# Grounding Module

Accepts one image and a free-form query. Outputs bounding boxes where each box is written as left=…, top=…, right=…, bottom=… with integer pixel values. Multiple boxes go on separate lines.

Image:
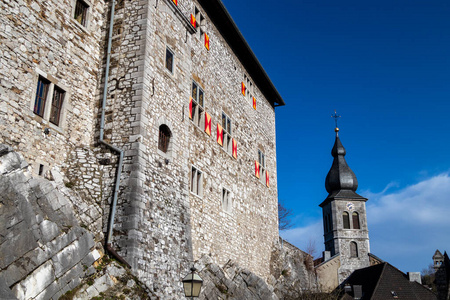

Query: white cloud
left=367, top=173, right=450, bottom=272
left=280, top=220, right=323, bottom=257
left=281, top=173, right=450, bottom=272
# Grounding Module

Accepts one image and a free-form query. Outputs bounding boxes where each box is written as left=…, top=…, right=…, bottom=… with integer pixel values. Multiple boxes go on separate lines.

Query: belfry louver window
left=343, top=212, right=350, bottom=229
left=352, top=212, right=360, bottom=229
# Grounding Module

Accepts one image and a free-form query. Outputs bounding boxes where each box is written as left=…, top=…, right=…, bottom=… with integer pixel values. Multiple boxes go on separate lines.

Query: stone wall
left=270, top=240, right=318, bottom=298
left=2, top=0, right=282, bottom=297
left=0, top=0, right=105, bottom=173
left=99, top=0, right=281, bottom=295
left=322, top=198, right=370, bottom=284
left=188, top=0, right=279, bottom=279
left=96, top=0, right=195, bottom=297
left=332, top=199, right=370, bottom=283
left=0, top=0, right=111, bottom=254
left=315, top=255, right=340, bottom=293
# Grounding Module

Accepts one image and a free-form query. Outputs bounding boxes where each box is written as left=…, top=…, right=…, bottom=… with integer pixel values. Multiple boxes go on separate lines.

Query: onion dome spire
left=325, top=127, right=359, bottom=193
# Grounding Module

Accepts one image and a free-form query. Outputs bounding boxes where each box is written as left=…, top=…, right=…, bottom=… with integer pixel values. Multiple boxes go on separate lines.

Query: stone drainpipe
left=99, top=0, right=130, bottom=268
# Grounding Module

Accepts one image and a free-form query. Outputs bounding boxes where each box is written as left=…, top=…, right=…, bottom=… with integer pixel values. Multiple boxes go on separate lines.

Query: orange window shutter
left=205, top=33, right=210, bottom=51
left=190, top=14, right=196, bottom=28
left=241, top=82, right=246, bottom=96
left=189, top=97, right=193, bottom=119
left=172, top=0, right=177, bottom=5
left=232, top=138, right=237, bottom=159
left=253, top=97, right=256, bottom=110
left=205, top=112, right=211, bottom=136
left=266, top=170, right=270, bottom=187
left=217, top=124, right=223, bottom=146
left=255, top=161, right=260, bottom=179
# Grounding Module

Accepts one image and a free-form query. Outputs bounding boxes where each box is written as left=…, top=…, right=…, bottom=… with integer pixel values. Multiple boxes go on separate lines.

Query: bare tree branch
left=278, top=202, right=293, bottom=231
left=306, top=238, right=317, bottom=258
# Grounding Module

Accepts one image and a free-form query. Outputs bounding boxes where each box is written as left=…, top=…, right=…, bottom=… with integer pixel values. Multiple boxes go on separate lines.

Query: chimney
left=353, top=285, right=362, bottom=299
left=408, top=272, right=422, bottom=284
left=323, top=251, right=331, bottom=261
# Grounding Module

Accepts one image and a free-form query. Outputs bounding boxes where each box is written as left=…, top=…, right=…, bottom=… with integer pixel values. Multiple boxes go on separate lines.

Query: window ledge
left=30, top=113, right=65, bottom=135
left=189, top=121, right=208, bottom=136
left=189, top=191, right=203, bottom=200
left=71, top=18, right=89, bottom=34
left=157, top=148, right=172, bottom=161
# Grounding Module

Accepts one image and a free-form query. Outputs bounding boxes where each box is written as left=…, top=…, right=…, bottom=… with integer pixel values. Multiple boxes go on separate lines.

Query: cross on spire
left=331, top=110, right=341, bottom=129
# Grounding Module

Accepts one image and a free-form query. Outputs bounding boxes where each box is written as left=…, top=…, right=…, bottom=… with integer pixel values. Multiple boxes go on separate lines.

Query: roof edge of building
left=197, top=0, right=286, bottom=108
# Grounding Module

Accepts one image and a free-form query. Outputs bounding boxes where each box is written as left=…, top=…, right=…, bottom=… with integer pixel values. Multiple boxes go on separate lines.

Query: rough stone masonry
left=1, top=0, right=286, bottom=298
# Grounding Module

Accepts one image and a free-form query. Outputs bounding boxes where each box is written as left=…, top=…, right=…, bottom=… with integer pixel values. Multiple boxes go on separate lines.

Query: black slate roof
left=338, top=262, right=437, bottom=300
left=320, top=129, right=366, bottom=207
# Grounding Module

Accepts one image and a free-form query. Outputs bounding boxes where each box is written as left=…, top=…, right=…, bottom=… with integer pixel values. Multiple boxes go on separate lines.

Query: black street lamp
left=182, top=267, right=203, bottom=299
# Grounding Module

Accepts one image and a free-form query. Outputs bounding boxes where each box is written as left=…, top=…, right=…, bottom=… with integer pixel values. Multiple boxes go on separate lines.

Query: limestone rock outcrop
left=0, top=145, right=101, bottom=299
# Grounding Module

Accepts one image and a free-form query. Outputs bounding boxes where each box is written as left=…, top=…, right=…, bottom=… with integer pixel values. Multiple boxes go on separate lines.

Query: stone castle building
left=1, top=0, right=285, bottom=298
left=315, top=127, right=371, bottom=291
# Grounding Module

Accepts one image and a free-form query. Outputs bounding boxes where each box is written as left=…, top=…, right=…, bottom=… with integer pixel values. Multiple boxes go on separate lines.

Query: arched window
left=352, top=212, right=360, bottom=229
left=343, top=212, right=350, bottom=229
left=350, top=241, right=358, bottom=258
left=158, top=124, right=171, bottom=153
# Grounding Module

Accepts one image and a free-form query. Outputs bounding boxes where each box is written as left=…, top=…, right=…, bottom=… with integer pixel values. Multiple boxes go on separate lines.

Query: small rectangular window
left=74, top=0, right=89, bottom=26
left=165, top=47, right=174, bottom=73
left=258, top=149, right=266, bottom=181
left=34, top=76, right=50, bottom=117
left=244, top=74, right=254, bottom=102
left=190, top=166, right=203, bottom=197
left=32, top=73, right=68, bottom=129
left=222, top=113, right=232, bottom=154
left=191, top=81, right=204, bottom=127
left=38, top=164, right=44, bottom=176
left=49, top=87, right=65, bottom=125
left=222, top=188, right=232, bottom=213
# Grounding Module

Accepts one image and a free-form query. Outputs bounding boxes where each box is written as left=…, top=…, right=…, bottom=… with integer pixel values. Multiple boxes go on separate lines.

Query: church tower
left=319, top=124, right=370, bottom=283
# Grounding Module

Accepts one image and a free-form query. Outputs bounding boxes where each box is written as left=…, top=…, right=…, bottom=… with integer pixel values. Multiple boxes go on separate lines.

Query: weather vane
left=331, top=110, right=341, bottom=129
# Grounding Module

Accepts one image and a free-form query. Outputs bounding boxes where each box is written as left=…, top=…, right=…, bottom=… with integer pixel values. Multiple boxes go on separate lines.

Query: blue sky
left=221, top=0, right=450, bottom=273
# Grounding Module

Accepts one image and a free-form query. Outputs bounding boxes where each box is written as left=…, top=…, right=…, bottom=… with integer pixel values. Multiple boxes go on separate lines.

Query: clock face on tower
left=346, top=202, right=354, bottom=211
